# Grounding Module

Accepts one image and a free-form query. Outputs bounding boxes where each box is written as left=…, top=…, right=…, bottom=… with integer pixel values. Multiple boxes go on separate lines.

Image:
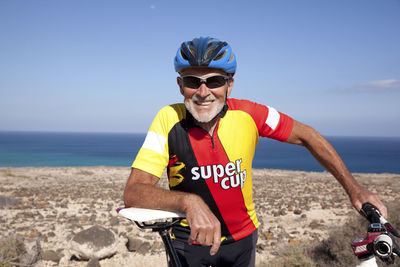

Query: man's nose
left=196, top=83, right=210, bottom=98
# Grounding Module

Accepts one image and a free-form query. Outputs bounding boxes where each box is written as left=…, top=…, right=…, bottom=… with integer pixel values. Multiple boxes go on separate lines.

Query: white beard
left=184, top=97, right=225, bottom=123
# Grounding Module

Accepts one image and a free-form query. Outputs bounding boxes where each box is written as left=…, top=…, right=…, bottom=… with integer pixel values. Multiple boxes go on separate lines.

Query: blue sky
left=1, top=0, right=399, bottom=136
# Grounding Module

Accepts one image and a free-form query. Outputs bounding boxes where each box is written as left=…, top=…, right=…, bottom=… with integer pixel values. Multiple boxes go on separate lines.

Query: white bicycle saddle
left=117, top=207, right=185, bottom=222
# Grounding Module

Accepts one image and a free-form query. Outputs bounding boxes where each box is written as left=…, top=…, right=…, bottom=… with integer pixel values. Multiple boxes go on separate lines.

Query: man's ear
left=227, top=78, right=234, bottom=97
left=177, top=77, right=184, bottom=95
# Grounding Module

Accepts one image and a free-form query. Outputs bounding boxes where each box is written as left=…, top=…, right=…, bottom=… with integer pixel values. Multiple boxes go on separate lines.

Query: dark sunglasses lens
left=182, top=76, right=201, bottom=88
left=206, top=76, right=227, bottom=88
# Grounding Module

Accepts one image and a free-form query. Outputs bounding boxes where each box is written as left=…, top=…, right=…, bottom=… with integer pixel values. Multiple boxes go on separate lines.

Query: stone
left=309, top=220, right=322, bottom=229
left=137, top=241, right=151, bottom=255
left=127, top=237, right=151, bottom=255
left=41, top=249, right=61, bottom=263
left=109, top=216, right=119, bottom=226
left=86, top=258, right=101, bottom=267
left=127, top=237, right=144, bottom=252
left=69, top=225, right=118, bottom=260
left=294, top=209, right=302, bottom=215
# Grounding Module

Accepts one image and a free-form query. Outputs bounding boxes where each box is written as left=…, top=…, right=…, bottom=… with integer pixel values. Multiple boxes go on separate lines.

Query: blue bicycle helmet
left=174, top=37, right=237, bottom=74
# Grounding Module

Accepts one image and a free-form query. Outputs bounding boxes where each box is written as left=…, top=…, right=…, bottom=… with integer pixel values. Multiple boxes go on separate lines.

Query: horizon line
left=0, top=130, right=399, bottom=139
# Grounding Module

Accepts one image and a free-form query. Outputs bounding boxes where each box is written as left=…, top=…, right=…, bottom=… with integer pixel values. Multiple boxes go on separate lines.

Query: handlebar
left=360, top=203, right=400, bottom=238
left=353, top=203, right=400, bottom=265
left=360, top=203, right=382, bottom=224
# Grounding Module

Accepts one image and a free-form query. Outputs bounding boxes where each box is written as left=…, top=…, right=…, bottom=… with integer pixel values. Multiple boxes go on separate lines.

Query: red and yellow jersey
left=132, top=98, right=294, bottom=243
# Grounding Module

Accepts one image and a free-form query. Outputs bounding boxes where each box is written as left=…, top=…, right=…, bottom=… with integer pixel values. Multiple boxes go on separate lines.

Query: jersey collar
left=185, top=103, right=229, bottom=129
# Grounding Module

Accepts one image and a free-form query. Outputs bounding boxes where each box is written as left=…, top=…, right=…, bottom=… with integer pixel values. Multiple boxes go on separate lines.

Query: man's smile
left=194, top=100, right=214, bottom=106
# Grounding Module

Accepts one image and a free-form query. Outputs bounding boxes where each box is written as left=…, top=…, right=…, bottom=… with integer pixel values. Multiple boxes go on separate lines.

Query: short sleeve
left=132, top=104, right=186, bottom=178
left=227, top=98, right=294, bottom=142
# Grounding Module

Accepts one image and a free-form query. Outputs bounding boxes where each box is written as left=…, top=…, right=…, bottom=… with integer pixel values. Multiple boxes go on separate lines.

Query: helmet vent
left=188, top=44, right=197, bottom=59
left=228, top=53, right=234, bottom=63
left=213, top=49, right=227, bottom=61
left=180, top=49, right=189, bottom=61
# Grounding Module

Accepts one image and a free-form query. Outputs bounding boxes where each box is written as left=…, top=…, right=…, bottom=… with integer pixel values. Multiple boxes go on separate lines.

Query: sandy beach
left=1, top=166, right=399, bottom=266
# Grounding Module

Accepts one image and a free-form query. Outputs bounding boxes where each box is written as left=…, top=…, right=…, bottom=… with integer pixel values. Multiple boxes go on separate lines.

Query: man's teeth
left=196, top=101, right=213, bottom=106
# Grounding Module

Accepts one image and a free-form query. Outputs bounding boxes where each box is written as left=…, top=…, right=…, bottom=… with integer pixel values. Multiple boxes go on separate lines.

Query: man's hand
left=349, top=185, right=387, bottom=219
left=124, top=168, right=221, bottom=255
left=183, top=194, right=221, bottom=256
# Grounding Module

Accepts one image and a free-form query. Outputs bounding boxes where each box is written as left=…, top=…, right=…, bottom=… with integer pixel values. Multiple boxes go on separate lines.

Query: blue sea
left=0, top=131, right=399, bottom=174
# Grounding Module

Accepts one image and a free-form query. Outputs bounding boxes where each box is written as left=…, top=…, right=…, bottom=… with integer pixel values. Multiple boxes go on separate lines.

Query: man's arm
left=123, top=168, right=221, bottom=255
left=285, top=120, right=387, bottom=218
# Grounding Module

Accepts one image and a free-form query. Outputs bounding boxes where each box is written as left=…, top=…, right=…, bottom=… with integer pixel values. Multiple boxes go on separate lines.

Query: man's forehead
left=179, top=67, right=227, bottom=76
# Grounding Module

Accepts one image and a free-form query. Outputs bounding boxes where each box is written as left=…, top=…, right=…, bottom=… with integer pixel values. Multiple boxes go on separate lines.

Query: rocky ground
left=1, top=167, right=399, bottom=266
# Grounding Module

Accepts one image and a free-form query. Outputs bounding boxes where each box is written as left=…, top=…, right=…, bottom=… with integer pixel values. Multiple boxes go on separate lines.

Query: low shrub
left=261, top=201, right=400, bottom=267
left=0, top=235, right=25, bottom=267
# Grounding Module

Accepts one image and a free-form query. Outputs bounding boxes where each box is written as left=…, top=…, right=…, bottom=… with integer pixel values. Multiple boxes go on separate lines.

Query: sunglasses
left=181, top=75, right=229, bottom=89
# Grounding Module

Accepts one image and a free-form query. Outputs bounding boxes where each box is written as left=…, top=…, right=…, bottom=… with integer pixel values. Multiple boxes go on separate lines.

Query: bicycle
left=118, top=203, right=400, bottom=267
left=117, top=207, right=185, bottom=267
left=351, top=203, right=400, bottom=266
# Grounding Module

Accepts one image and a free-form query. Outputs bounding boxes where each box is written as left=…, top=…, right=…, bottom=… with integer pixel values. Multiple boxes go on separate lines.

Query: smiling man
left=123, top=36, right=386, bottom=267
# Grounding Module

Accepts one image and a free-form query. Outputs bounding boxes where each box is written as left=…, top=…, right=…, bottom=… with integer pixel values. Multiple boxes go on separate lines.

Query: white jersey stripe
left=142, top=131, right=167, bottom=154
left=265, top=106, right=280, bottom=130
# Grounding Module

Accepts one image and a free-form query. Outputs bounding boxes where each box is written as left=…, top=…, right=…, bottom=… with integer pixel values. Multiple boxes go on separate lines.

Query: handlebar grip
left=361, top=202, right=381, bottom=223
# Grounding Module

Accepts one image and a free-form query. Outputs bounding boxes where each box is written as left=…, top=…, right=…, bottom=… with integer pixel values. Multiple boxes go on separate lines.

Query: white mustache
left=191, top=95, right=216, bottom=102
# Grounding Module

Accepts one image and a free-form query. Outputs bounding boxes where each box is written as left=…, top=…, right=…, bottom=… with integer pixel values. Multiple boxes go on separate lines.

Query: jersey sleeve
left=131, top=104, right=185, bottom=178
left=227, top=98, right=294, bottom=142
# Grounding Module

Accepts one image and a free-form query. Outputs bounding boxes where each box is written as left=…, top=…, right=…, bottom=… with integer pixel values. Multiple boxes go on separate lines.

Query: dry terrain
left=1, top=167, right=399, bottom=266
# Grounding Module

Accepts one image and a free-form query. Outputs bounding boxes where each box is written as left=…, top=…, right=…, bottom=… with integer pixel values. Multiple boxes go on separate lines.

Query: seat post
left=158, top=229, right=182, bottom=267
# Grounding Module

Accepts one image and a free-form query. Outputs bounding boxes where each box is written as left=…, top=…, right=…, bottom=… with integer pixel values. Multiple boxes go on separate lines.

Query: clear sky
left=1, top=0, right=399, bottom=136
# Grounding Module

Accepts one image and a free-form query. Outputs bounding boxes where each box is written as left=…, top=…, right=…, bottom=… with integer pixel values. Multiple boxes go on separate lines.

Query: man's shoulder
left=158, top=103, right=186, bottom=115
left=155, top=103, right=186, bottom=122
left=227, top=98, right=263, bottom=111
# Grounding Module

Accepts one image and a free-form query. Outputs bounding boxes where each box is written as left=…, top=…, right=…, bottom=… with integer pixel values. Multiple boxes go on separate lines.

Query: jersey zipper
left=196, top=119, right=219, bottom=150
left=210, top=132, right=215, bottom=149
left=209, top=119, right=220, bottom=150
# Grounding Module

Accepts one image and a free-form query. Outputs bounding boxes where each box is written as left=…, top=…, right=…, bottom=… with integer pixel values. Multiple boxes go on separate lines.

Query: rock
left=47, top=231, right=56, bottom=238
left=41, top=249, right=61, bottom=263
left=127, top=237, right=151, bottom=255
left=86, top=258, right=101, bottom=267
left=309, top=220, right=322, bottom=229
left=69, top=225, right=118, bottom=260
left=109, top=216, right=119, bottom=226
left=127, top=237, right=143, bottom=252
left=63, top=231, right=74, bottom=240
left=256, top=243, right=266, bottom=252
left=137, top=242, right=151, bottom=255
left=0, top=195, right=22, bottom=207
left=294, top=209, right=302, bottom=215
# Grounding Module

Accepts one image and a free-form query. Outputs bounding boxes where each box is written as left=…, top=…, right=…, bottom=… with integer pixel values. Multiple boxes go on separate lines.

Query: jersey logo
left=168, top=155, right=186, bottom=187
left=190, top=159, right=247, bottom=190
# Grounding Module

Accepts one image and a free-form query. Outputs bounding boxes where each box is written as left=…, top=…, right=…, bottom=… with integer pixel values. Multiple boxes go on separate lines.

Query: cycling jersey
left=132, top=98, right=294, bottom=243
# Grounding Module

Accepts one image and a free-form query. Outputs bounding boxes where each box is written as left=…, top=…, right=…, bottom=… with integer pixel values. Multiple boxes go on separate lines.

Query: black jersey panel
left=167, top=120, right=232, bottom=239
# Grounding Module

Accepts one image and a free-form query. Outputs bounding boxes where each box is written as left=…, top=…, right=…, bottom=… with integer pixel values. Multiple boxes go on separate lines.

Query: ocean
left=0, top=131, right=399, bottom=174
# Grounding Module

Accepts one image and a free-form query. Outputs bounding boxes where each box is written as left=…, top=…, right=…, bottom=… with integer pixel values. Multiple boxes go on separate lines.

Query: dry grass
left=0, top=235, right=25, bottom=267
left=260, top=201, right=400, bottom=267
left=263, top=243, right=317, bottom=267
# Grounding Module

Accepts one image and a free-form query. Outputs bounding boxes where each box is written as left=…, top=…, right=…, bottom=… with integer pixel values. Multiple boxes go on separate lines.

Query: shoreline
left=1, top=165, right=399, bottom=175
left=1, top=167, right=399, bottom=266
